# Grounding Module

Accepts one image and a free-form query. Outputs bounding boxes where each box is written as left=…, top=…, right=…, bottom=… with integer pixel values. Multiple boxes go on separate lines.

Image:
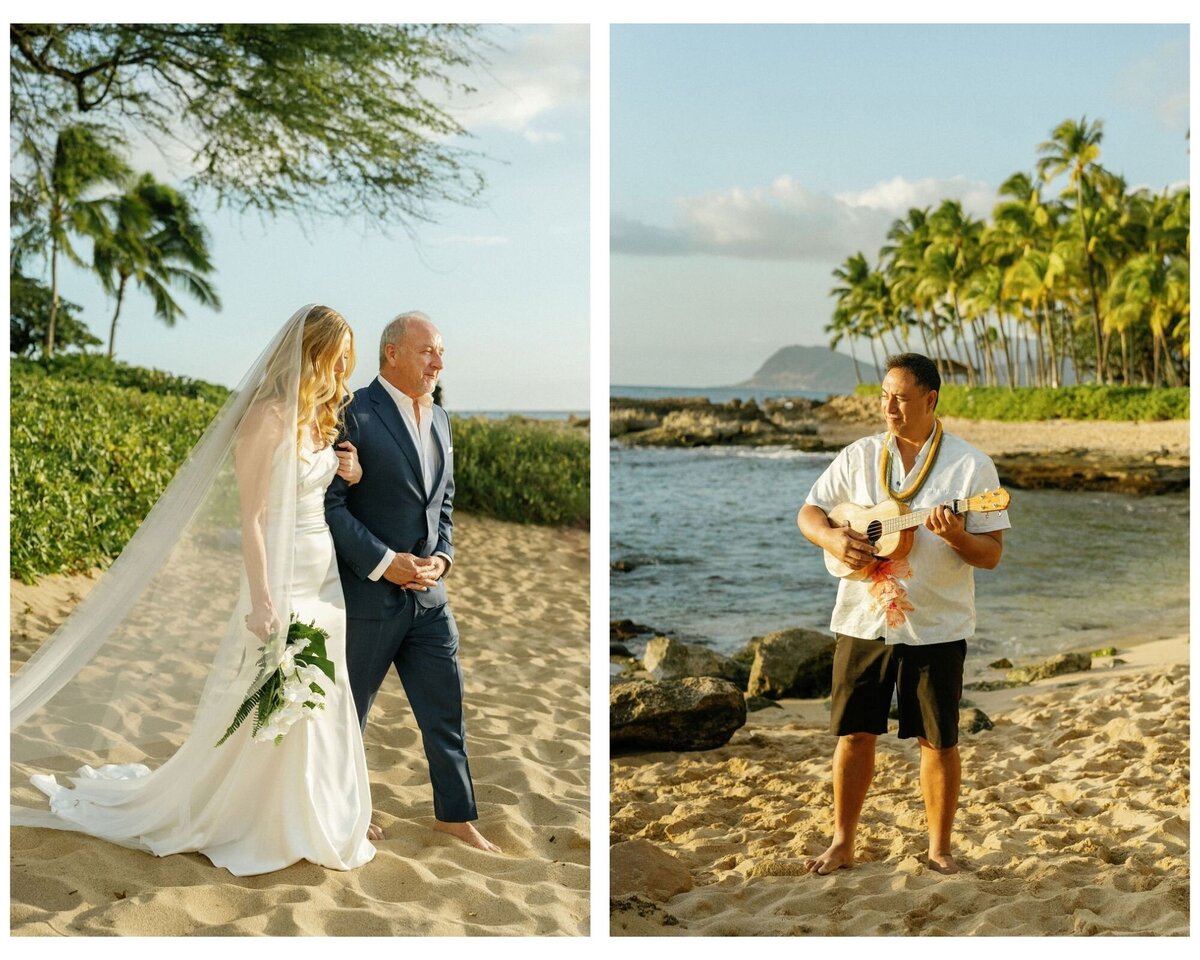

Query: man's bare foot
left=366, top=821, right=385, bottom=842
left=433, top=820, right=501, bottom=853
left=926, top=852, right=959, bottom=875
left=803, top=841, right=854, bottom=876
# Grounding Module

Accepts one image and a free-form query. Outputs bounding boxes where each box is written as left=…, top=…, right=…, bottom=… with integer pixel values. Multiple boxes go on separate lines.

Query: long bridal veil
left=11, top=306, right=312, bottom=830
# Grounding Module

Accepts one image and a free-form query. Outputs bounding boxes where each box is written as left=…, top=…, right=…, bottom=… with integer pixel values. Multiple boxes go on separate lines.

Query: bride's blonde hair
left=298, top=305, right=355, bottom=450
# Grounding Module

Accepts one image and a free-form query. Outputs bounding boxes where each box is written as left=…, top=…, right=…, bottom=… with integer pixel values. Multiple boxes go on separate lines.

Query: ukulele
left=823, top=488, right=1011, bottom=580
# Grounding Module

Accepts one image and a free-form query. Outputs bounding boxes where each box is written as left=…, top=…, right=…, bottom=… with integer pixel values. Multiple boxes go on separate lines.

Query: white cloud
left=612, top=173, right=995, bottom=262
left=1114, top=39, right=1189, bottom=130
left=449, top=25, right=588, bottom=143
left=835, top=175, right=994, bottom=219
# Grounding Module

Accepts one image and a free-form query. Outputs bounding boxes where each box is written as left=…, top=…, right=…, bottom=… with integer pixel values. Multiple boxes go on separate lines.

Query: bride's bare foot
left=803, top=840, right=855, bottom=876
left=367, top=821, right=385, bottom=842
left=433, top=819, right=501, bottom=853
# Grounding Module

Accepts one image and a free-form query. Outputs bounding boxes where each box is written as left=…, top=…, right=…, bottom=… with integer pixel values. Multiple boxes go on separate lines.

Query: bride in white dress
left=11, top=305, right=375, bottom=876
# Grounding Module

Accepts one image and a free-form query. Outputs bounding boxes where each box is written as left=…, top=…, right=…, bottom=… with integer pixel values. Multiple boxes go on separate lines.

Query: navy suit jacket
left=325, top=378, right=455, bottom=618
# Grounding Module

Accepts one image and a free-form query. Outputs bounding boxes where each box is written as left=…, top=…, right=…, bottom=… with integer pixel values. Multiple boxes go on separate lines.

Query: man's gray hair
left=379, top=311, right=432, bottom=367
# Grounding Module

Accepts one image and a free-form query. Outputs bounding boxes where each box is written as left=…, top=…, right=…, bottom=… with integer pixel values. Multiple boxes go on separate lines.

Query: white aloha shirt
left=805, top=428, right=1010, bottom=646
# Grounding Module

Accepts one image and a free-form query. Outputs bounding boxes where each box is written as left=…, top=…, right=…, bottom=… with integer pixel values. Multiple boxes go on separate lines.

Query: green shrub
left=12, top=354, right=232, bottom=405
left=10, top=365, right=590, bottom=581
left=449, top=416, right=590, bottom=528
left=10, top=372, right=224, bottom=582
left=853, top=382, right=1189, bottom=421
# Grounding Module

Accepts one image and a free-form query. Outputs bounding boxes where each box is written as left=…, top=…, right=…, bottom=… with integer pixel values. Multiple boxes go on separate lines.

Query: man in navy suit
left=326, top=312, right=498, bottom=853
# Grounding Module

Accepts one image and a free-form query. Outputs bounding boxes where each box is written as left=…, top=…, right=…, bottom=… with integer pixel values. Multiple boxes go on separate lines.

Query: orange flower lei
left=867, top=557, right=914, bottom=628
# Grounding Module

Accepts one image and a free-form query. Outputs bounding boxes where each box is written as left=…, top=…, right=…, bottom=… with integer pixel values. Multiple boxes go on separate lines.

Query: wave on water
left=610, top=442, right=832, bottom=463
left=702, top=446, right=833, bottom=462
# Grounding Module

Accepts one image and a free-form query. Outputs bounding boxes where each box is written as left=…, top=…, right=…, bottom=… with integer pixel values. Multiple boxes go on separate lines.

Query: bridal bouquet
left=217, top=617, right=337, bottom=746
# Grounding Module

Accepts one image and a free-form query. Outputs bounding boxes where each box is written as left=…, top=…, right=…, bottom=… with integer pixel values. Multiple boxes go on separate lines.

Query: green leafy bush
left=12, top=354, right=232, bottom=404
left=853, top=383, right=1189, bottom=421
left=10, top=363, right=590, bottom=581
left=449, top=416, right=590, bottom=528
left=10, top=371, right=224, bottom=582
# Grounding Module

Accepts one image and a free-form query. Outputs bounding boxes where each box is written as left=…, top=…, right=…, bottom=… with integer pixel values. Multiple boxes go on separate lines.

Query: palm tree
left=93, top=174, right=221, bottom=358
left=830, top=252, right=877, bottom=375
left=1037, top=116, right=1108, bottom=382
left=1105, top=186, right=1190, bottom=386
left=884, top=207, right=952, bottom=376
left=920, top=200, right=987, bottom=384
left=1005, top=249, right=1067, bottom=386
left=825, top=306, right=864, bottom=384
left=19, top=124, right=131, bottom=357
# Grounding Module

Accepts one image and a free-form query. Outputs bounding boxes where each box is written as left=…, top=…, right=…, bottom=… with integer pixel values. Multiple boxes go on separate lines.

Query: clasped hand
left=334, top=440, right=362, bottom=484
left=383, top=552, right=446, bottom=591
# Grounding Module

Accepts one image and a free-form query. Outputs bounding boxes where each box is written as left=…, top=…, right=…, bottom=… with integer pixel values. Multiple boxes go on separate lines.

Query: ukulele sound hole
left=866, top=520, right=883, bottom=544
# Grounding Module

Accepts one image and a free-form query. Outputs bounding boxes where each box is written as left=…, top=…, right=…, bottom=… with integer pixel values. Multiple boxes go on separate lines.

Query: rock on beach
left=642, top=636, right=747, bottom=686
left=1006, top=651, right=1092, bottom=684
left=745, top=628, right=836, bottom=699
left=610, top=677, right=747, bottom=753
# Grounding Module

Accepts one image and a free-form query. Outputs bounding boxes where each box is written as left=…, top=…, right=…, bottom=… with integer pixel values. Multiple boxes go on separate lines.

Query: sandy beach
left=11, top=514, right=590, bottom=936
left=611, top=633, right=1189, bottom=936
left=611, top=413, right=1189, bottom=937
left=814, top=402, right=1190, bottom=459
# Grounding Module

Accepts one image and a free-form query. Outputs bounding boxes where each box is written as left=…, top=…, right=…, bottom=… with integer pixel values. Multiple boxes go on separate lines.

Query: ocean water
left=611, top=384, right=832, bottom=405
left=455, top=409, right=586, bottom=421
left=610, top=443, right=1189, bottom=669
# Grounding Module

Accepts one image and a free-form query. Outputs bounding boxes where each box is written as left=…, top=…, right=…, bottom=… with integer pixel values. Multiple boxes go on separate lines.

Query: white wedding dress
left=28, top=439, right=375, bottom=876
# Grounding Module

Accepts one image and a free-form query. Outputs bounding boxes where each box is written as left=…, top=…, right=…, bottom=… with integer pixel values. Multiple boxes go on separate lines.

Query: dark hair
left=885, top=353, right=941, bottom=398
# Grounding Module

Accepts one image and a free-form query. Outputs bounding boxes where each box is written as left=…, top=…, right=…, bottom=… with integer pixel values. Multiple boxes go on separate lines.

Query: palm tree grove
left=828, top=117, right=1190, bottom=390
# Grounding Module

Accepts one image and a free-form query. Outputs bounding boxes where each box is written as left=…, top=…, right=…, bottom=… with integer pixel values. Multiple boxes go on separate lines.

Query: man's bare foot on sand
left=366, top=822, right=385, bottom=842
left=434, top=820, right=501, bottom=853
left=926, top=852, right=959, bottom=875
left=804, top=841, right=854, bottom=876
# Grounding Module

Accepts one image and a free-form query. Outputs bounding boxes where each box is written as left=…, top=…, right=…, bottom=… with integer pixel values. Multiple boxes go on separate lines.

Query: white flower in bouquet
left=217, top=617, right=336, bottom=747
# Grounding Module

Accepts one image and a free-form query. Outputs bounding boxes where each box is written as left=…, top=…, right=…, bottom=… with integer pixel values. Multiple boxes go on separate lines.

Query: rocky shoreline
left=610, top=395, right=1189, bottom=495
left=608, top=622, right=1121, bottom=754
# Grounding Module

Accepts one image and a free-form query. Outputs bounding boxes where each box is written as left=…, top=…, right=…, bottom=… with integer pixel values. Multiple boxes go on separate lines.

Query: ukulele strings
left=877, top=500, right=962, bottom=535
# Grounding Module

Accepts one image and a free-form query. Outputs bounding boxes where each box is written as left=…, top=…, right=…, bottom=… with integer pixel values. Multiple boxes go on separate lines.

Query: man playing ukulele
left=797, top=353, right=1009, bottom=875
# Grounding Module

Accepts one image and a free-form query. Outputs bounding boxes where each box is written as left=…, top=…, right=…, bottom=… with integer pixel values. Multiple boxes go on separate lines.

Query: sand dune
left=611, top=635, right=1188, bottom=936
left=11, top=514, right=590, bottom=936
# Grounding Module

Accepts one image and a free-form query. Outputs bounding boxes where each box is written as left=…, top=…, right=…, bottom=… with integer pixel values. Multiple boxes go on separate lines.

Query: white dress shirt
left=366, top=375, right=451, bottom=582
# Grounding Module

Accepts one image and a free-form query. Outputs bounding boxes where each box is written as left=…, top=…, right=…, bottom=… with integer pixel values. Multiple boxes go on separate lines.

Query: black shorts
left=828, top=634, right=966, bottom=749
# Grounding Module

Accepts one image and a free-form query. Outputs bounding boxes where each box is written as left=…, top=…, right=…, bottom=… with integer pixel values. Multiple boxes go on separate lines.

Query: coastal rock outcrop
left=1006, top=651, right=1092, bottom=684
left=610, top=677, right=747, bottom=752
left=995, top=450, right=1189, bottom=496
left=610, top=396, right=833, bottom=450
left=745, top=628, right=836, bottom=699
left=643, top=636, right=747, bottom=686
left=610, top=838, right=694, bottom=901
left=610, top=618, right=656, bottom=643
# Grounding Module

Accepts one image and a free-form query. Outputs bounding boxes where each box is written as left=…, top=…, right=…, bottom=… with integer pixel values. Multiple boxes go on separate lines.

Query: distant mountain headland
left=735, top=345, right=878, bottom=393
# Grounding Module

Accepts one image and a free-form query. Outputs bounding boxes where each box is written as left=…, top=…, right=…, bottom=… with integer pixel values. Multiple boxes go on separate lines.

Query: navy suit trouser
left=345, top=593, right=478, bottom=823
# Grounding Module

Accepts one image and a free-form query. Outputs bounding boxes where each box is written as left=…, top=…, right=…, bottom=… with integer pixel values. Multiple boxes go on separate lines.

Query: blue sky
left=611, top=23, right=1190, bottom=387
left=41, top=24, right=590, bottom=411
